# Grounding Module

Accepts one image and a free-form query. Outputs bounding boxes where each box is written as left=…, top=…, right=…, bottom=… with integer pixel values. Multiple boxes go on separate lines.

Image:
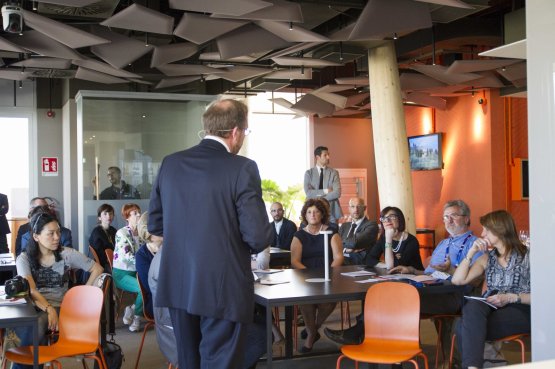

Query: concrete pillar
left=368, top=41, right=416, bottom=233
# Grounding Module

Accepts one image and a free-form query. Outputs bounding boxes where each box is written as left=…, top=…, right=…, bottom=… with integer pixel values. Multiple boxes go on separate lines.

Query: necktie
left=318, top=168, right=324, bottom=190
left=347, top=223, right=357, bottom=239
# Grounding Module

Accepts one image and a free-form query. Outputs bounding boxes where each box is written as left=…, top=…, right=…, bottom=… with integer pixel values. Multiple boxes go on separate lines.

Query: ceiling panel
left=100, top=4, right=174, bottom=35
left=6, top=30, right=83, bottom=60
left=90, top=26, right=154, bottom=69
left=157, top=64, right=224, bottom=76
left=174, top=13, right=248, bottom=45
left=75, top=66, right=128, bottom=84
left=169, top=0, right=272, bottom=16
left=292, top=94, right=336, bottom=116
left=272, top=56, right=343, bottom=67
left=150, top=43, right=198, bottom=68
left=11, top=57, right=71, bottom=69
left=255, top=20, right=329, bottom=42
left=72, top=59, right=141, bottom=78
left=216, top=23, right=291, bottom=60
left=211, top=0, right=303, bottom=22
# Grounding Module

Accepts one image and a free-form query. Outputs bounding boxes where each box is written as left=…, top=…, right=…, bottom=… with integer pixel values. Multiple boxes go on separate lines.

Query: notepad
left=259, top=279, right=289, bottom=285
left=464, top=296, right=498, bottom=309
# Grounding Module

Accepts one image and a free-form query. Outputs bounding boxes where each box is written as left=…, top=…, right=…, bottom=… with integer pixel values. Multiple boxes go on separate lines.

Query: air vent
left=250, top=77, right=290, bottom=91
left=311, top=44, right=365, bottom=64
left=38, top=0, right=119, bottom=19
left=29, top=69, right=76, bottom=78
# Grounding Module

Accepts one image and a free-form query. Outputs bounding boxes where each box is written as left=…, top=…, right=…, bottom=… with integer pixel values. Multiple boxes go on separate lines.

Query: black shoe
left=323, top=327, right=362, bottom=345
left=299, top=332, right=320, bottom=353
left=301, top=328, right=307, bottom=339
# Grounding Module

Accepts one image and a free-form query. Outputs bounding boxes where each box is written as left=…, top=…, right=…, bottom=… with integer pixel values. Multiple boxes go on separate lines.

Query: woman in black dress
left=290, top=198, right=343, bottom=353
left=88, top=203, right=117, bottom=272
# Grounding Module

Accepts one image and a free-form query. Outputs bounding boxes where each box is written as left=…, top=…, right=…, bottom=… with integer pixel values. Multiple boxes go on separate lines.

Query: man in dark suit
left=0, top=193, right=9, bottom=253
left=148, top=99, right=273, bottom=369
left=339, top=197, right=379, bottom=265
left=269, top=202, right=297, bottom=250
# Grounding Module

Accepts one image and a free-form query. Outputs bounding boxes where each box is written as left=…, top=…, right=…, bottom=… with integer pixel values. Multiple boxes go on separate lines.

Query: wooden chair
left=134, top=275, right=155, bottom=369
left=5, top=285, right=107, bottom=369
left=336, top=282, right=429, bottom=369
left=104, top=248, right=134, bottom=321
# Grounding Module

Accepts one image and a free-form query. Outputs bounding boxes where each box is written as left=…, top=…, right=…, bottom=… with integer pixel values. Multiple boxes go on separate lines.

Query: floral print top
left=113, top=225, right=143, bottom=271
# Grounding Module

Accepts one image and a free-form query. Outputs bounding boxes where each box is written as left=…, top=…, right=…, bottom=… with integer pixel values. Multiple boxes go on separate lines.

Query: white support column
left=368, top=41, right=416, bottom=233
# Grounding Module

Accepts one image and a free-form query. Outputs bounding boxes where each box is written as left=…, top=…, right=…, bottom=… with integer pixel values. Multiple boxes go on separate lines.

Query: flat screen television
left=408, top=133, right=443, bottom=170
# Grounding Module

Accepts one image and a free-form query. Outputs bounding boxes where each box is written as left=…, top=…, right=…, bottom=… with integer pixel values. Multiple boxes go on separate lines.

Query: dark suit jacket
left=148, top=139, right=273, bottom=323
left=0, top=193, right=9, bottom=235
left=271, top=217, right=297, bottom=250
left=339, top=217, right=379, bottom=251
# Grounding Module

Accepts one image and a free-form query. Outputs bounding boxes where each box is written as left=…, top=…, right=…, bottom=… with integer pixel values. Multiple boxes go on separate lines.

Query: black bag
left=97, top=340, right=123, bottom=369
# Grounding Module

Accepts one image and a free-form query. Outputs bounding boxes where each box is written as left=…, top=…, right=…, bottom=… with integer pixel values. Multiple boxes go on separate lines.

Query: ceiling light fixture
left=301, top=65, right=304, bottom=75
left=502, top=66, right=506, bottom=72
left=18, top=80, right=22, bottom=88
left=339, top=42, right=343, bottom=62
left=289, top=22, right=293, bottom=31
left=145, top=33, right=149, bottom=47
left=393, top=33, right=398, bottom=40
left=32, top=1, right=37, bottom=11
left=200, top=74, right=205, bottom=83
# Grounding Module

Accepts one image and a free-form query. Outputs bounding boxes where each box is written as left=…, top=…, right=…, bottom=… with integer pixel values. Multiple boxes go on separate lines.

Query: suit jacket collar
left=201, top=137, right=230, bottom=152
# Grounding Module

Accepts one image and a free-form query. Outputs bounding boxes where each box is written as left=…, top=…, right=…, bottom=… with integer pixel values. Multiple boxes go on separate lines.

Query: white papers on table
left=0, top=287, right=27, bottom=306
left=431, top=270, right=451, bottom=280
left=354, top=278, right=381, bottom=284
left=379, top=274, right=415, bottom=280
left=253, top=269, right=284, bottom=274
left=341, top=270, right=376, bottom=277
left=0, top=253, right=14, bottom=262
left=259, top=279, right=289, bottom=285
left=407, top=274, right=436, bottom=282
left=464, top=296, right=498, bottom=309
left=374, top=262, right=388, bottom=269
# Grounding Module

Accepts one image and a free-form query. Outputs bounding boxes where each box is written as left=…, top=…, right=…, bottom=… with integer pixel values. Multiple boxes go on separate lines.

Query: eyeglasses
left=442, top=213, right=464, bottom=221
left=380, top=215, right=398, bottom=223
left=270, top=209, right=284, bottom=213
left=349, top=205, right=366, bottom=209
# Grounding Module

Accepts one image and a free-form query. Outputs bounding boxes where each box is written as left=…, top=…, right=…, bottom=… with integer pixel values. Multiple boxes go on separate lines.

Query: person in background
left=15, top=197, right=49, bottom=255
left=88, top=203, right=117, bottom=272
left=136, top=211, right=162, bottom=318
left=303, top=146, right=342, bottom=223
left=113, top=203, right=144, bottom=332
left=339, top=197, right=378, bottom=265
left=291, top=198, right=344, bottom=353
left=269, top=202, right=297, bottom=250
left=19, top=205, right=72, bottom=256
left=10, top=211, right=103, bottom=369
left=0, top=192, right=9, bottom=253
left=94, top=166, right=140, bottom=200
left=452, top=210, right=530, bottom=369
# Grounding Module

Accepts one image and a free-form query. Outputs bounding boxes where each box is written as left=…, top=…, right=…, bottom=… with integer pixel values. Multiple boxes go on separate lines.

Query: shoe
left=324, top=327, right=362, bottom=345
left=129, top=315, right=141, bottom=332
left=123, top=304, right=134, bottom=325
left=300, top=328, right=307, bottom=339
left=299, top=332, right=321, bottom=354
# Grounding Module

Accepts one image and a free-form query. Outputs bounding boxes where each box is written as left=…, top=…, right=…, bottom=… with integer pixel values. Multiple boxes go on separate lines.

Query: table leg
left=265, top=304, right=273, bottom=368
left=32, top=318, right=38, bottom=369
left=284, top=306, right=293, bottom=358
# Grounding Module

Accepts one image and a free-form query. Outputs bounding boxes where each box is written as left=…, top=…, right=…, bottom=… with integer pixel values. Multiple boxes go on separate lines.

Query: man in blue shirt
left=325, top=200, right=482, bottom=347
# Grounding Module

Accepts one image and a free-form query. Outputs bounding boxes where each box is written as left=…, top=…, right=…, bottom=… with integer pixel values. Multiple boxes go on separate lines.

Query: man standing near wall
left=303, top=146, right=343, bottom=223
left=148, top=99, right=273, bottom=369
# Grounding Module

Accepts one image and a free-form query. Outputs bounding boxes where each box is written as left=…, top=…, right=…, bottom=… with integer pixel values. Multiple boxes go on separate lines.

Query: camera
left=2, top=4, right=23, bottom=34
left=5, top=275, right=30, bottom=298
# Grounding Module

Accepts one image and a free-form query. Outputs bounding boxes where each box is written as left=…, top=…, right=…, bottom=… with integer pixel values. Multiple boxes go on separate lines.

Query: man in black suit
left=0, top=193, right=9, bottom=253
left=339, top=197, right=379, bottom=265
left=148, top=99, right=273, bottom=369
left=269, top=202, right=297, bottom=250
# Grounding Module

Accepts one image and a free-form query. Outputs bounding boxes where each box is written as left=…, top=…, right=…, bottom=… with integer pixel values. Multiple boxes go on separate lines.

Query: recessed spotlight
left=142, top=114, right=146, bottom=118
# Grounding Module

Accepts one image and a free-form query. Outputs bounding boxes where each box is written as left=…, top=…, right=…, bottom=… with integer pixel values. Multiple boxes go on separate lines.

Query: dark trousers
left=0, top=233, right=8, bottom=253
left=169, top=308, right=249, bottom=369
left=460, top=300, right=530, bottom=368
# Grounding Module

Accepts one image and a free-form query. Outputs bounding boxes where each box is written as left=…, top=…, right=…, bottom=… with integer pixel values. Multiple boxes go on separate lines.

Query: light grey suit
left=304, top=166, right=343, bottom=222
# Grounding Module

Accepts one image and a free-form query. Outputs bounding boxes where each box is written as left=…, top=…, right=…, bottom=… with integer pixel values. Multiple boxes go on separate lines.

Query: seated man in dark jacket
left=269, top=202, right=297, bottom=250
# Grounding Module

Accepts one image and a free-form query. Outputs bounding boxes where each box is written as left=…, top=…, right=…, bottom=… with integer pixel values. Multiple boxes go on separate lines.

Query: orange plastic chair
left=89, top=245, right=101, bottom=264
left=5, top=285, right=107, bottom=369
left=420, top=312, right=460, bottom=368
left=336, top=282, right=429, bottom=369
left=105, top=248, right=114, bottom=269
left=448, top=332, right=529, bottom=368
left=134, top=275, right=155, bottom=369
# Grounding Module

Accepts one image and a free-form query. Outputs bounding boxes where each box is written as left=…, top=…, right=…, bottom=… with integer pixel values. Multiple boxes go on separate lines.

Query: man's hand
left=431, top=258, right=451, bottom=272
left=388, top=265, right=411, bottom=274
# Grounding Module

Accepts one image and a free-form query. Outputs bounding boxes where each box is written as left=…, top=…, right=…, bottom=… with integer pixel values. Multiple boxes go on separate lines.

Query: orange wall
left=312, top=92, right=529, bottom=244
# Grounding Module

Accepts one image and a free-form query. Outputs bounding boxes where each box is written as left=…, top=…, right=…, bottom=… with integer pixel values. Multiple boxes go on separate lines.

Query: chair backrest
left=105, top=248, right=114, bottom=269
left=57, top=285, right=104, bottom=350
left=89, top=245, right=101, bottom=264
left=364, top=282, right=420, bottom=343
left=136, top=274, right=153, bottom=321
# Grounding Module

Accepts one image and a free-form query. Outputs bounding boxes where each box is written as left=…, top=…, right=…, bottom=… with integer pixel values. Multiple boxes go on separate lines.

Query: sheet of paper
left=379, top=274, right=415, bottom=280
left=431, top=270, right=451, bottom=280
left=408, top=274, right=436, bottom=282
left=0, top=296, right=27, bottom=306
left=259, top=279, right=289, bottom=285
left=354, top=278, right=381, bottom=284
left=341, top=270, right=376, bottom=277
left=253, top=269, right=284, bottom=274
left=464, top=296, right=498, bottom=309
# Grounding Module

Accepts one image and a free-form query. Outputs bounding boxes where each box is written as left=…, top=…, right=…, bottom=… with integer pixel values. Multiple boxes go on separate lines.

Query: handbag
left=95, top=340, right=123, bottom=369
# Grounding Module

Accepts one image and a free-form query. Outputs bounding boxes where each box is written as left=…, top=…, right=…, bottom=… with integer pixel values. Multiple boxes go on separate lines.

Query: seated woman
left=367, top=206, right=424, bottom=271
left=291, top=198, right=343, bottom=353
left=452, top=210, right=530, bottom=369
left=135, top=211, right=162, bottom=318
left=324, top=206, right=423, bottom=345
left=113, top=203, right=144, bottom=332
left=11, top=212, right=103, bottom=369
left=88, top=203, right=117, bottom=273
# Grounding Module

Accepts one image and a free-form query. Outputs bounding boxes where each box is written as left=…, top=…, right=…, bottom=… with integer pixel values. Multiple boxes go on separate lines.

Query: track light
left=200, top=74, right=205, bottom=83
left=339, top=42, right=343, bottom=62
left=18, top=80, right=22, bottom=88
left=393, top=33, right=398, bottom=40
left=301, top=65, right=304, bottom=75
left=144, top=33, right=149, bottom=47
left=289, top=22, right=293, bottom=30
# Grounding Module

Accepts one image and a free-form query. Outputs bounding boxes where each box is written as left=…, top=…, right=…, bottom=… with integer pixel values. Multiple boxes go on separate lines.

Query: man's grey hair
left=444, top=200, right=471, bottom=225
left=203, top=99, right=248, bottom=138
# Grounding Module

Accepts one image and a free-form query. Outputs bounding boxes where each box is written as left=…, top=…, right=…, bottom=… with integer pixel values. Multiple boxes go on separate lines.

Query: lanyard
left=444, top=233, right=473, bottom=266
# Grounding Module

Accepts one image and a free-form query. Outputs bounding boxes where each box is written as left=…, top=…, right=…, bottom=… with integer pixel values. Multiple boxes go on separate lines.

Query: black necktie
left=347, top=223, right=357, bottom=239
left=318, top=168, right=324, bottom=190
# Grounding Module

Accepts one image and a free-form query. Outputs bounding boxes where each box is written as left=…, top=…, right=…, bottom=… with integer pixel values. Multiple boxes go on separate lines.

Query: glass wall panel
left=77, top=93, right=215, bottom=250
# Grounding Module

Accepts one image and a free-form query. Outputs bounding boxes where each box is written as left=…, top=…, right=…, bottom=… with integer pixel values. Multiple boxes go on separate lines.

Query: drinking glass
left=519, top=230, right=530, bottom=247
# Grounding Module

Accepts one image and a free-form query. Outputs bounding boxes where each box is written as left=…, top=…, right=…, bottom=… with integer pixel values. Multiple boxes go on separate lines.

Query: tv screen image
left=408, top=133, right=443, bottom=170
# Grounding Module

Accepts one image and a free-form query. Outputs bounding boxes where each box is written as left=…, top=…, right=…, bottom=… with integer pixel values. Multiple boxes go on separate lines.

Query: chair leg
left=336, top=354, right=346, bottom=369
left=134, top=321, right=155, bottom=369
left=340, top=301, right=351, bottom=329
left=514, top=337, right=526, bottom=363
left=293, top=305, right=298, bottom=351
left=448, top=333, right=456, bottom=369
left=434, top=318, right=443, bottom=369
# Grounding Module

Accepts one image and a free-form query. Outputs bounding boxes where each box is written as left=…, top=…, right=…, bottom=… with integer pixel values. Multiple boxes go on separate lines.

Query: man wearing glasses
left=340, top=197, right=378, bottom=265
left=269, top=202, right=297, bottom=250
left=325, top=199, right=482, bottom=348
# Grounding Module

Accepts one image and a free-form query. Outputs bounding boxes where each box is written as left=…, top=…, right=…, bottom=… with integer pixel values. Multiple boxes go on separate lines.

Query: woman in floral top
left=113, top=203, right=144, bottom=332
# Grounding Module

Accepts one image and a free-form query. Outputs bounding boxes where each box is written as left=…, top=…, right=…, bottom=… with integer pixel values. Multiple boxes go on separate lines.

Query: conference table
left=254, top=265, right=461, bottom=368
left=0, top=288, right=39, bottom=369
left=0, top=253, right=17, bottom=277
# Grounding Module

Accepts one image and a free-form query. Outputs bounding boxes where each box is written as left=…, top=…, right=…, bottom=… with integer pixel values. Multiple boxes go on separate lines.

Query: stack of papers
left=341, top=270, right=376, bottom=277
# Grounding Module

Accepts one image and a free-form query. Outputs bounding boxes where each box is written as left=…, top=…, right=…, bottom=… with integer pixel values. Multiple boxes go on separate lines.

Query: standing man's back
left=148, top=99, right=273, bottom=369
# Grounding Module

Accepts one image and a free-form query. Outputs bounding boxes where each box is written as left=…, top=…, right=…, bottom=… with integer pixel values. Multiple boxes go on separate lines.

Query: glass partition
left=76, top=92, right=215, bottom=250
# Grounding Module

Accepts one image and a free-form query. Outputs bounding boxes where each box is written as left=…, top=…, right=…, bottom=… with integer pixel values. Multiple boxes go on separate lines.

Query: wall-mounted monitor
left=408, top=133, right=443, bottom=171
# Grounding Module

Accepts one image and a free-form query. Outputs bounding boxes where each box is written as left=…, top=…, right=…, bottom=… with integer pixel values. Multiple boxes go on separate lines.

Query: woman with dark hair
left=10, top=212, right=103, bottom=369
left=113, top=203, right=144, bottom=332
left=452, top=210, right=530, bottom=369
left=18, top=205, right=73, bottom=256
left=366, top=206, right=424, bottom=271
left=88, top=203, right=117, bottom=272
left=290, top=198, right=344, bottom=353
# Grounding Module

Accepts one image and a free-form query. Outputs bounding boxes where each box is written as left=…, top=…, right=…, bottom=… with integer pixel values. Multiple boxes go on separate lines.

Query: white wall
left=527, top=0, right=555, bottom=361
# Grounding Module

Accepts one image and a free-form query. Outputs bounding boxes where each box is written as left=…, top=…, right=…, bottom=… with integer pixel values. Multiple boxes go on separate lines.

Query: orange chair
left=89, top=245, right=101, bottom=264
left=5, top=285, right=107, bottom=369
left=448, top=332, right=529, bottom=368
left=105, top=248, right=114, bottom=269
left=421, top=312, right=460, bottom=369
left=134, top=275, right=155, bottom=369
left=336, top=282, right=429, bottom=369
